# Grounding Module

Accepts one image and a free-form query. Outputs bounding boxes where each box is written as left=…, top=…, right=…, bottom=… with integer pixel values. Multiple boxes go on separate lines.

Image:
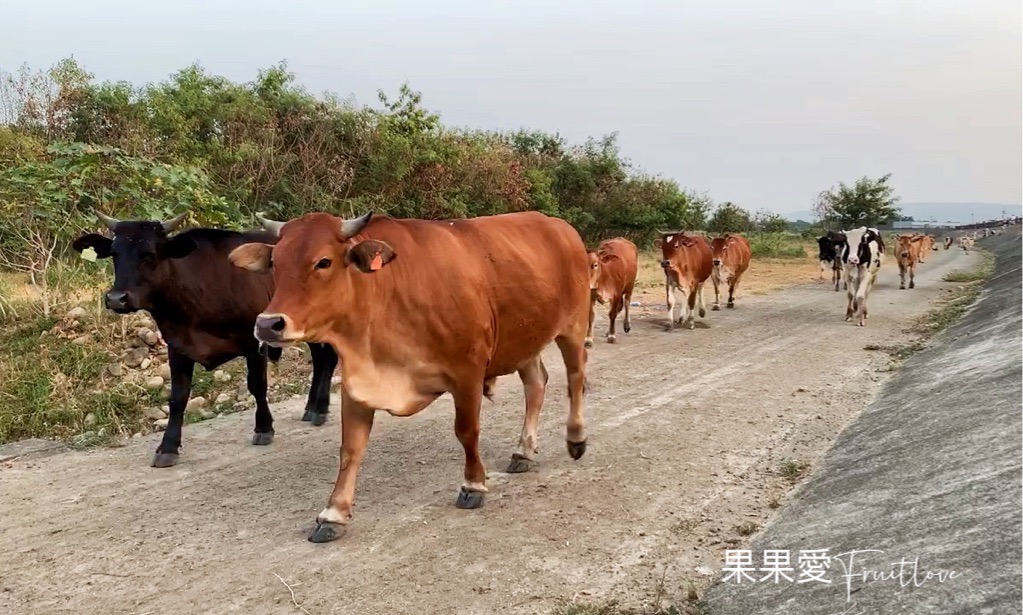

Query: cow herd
left=68, top=209, right=983, bottom=544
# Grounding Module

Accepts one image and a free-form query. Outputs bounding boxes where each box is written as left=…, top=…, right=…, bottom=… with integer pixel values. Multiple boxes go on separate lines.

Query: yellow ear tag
left=80, top=247, right=98, bottom=263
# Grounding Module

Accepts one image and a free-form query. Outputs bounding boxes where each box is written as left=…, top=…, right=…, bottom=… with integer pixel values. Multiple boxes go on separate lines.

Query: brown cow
left=917, top=234, right=936, bottom=262
left=230, top=211, right=591, bottom=543
left=586, top=238, right=638, bottom=347
left=895, top=234, right=923, bottom=289
left=655, top=231, right=713, bottom=330
left=709, top=233, right=752, bottom=310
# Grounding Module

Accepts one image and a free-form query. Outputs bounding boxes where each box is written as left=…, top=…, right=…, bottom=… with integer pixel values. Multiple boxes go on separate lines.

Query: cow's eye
left=315, top=258, right=332, bottom=270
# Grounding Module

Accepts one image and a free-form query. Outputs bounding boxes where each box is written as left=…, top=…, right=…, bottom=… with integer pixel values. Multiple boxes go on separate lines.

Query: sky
left=2, top=0, right=1021, bottom=215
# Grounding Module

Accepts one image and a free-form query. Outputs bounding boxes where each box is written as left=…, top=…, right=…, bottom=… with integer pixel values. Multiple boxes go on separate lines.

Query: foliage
left=753, top=208, right=789, bottom=234
left=748, top=233, right=808, bottom=259
left=707, top=202, right=752, bottom=234
left=813, top=173, right=901, bottom=229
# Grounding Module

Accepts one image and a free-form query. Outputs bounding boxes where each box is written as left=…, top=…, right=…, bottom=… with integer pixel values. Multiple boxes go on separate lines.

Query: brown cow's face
left=710, top=237, right=728, bottom=267
left=587, top=250, right=618, bottom=304
left=230, top=212, right=395, bottom=346
left=895, top=235, right=915, bottom=260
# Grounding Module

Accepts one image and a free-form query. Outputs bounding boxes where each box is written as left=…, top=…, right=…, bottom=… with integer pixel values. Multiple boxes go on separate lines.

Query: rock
left=213, top=370, right=231, bottom=383
left=106, top=363, right=123, bottom=377
left=145, top=376, right=165, bottom=390
left=185, top=396, right=207, bottom=412
left=237, top=391, right=249, bottom=402
left=144, top=331, right=160, bottom=346
left=215, top=392, right=232, bottom=405
left=144, top=407, right=165, bottom=421
left=71, top=335, right=89, bottom=345
left=140, top=358, right=152, bottom=370
left=330, top=375, right=342, bottom=385
left=133, top=432, right=142, bottom=439
left=157, top=347, right=168, bottom=357
left=161, top=405, right=170, bottom=416
left=199, top=409, right=215, bottom=420
left=124, top=348, right=148, bottom=368
left=153, top=418, right=169, bottom=431
left=156, top=363, right=172, bottom=380
left=84, top=412, right=97, bottom=427
left=65, top=306, right=88, bottom=321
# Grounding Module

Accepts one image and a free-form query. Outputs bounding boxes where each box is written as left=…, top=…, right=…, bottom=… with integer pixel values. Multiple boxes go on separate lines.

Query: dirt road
left=0, top=245, right=978, bottom=615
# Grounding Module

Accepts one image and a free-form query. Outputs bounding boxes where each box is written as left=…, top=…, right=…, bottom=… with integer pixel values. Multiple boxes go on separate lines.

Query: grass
left=554, top=599, right=709, bottom=615
left=778, top=459, right=810, bottom=482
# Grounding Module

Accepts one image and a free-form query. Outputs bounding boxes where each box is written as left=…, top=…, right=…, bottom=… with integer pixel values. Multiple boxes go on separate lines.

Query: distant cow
left=709, top=233, right=751, bottom=310
left=655, top=232, right=713, bottom=330
left=586, top=238, right=638, bottom=346
left=895, top=234, right=923, bottom=289
left=840, top=227, right=884, bottom=326
left=917, top=235, right=936, bottom=262
left=229, top=210, right=591, bottom=543
left=72, top=211, right=338, bottom=468
left=960, top=236, right=976, bottom=252
left=943, top=236, right=955, bottom=250
left=817, top=231, right=848, bottom=291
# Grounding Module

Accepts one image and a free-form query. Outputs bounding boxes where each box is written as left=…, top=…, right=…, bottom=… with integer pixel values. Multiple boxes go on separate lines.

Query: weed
left=734, top=521, right=759, bottom=536
left=779, top=459, right=810, bottom=482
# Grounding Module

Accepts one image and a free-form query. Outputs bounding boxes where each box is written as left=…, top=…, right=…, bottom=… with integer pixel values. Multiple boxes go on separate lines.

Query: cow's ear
left=72, top=233, right=113, bottom=259
left=345, top=239, right=397, bottom=273
left=162, top=234, right=198, bottom=259
left=599, top=252, right=620, bottom=263
left=653, top=238, right=663, bottom=249
left=230, top=243, right=274, bottom=273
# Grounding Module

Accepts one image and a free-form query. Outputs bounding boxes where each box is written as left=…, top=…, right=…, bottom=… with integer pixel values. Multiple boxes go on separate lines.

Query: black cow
left=817, top=231, right=848, bottom=292
left=72, top=211, right=338, bottom=468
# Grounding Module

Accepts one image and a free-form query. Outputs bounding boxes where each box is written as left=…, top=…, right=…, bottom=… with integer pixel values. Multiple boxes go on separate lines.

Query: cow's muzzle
left=254, top=314, right=288, bottom=344
left=105, top=290, right=136, bottom=313
left=712, top=259, right=722, bottom=266
left=659, top=259, right=671, bottom=269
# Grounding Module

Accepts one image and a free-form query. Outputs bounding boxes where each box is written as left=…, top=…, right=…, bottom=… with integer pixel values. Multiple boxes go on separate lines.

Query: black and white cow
left=817, top=231, right=848, bottom=291
left=839, top=227, right=884, bottom=327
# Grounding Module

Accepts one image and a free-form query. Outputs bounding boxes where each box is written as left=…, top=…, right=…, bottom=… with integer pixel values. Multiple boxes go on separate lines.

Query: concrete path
left=703, top=231, right=1023, bottom=615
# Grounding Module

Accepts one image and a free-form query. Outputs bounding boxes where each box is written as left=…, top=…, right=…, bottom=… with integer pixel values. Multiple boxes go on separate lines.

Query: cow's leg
left=711, top=274, right=722, bottom=310
left=683, top=286, right=698, bottom=329
left=303, top=343, right=338, bottom=426
left=245, top=351, right=275, bottom=445
left=665, top=283, right=677, bottom=331
left=507, top=355, right=548, bottom=473
left=818, top=260, right=826, bottom=283
left=310, top=390, right=375, bottom=543
left=908, top=264, right=915, bottom=289
left=555, top=335, right=587, bottom=461
left=453, top=384, right=487, bottom=509
left=152, top=347, right=195, bottom=467
left=606, top=296, right=622, bottom=343
left=899, top=262, right=907, bottom=289
left=727, top=277, right=737, bottom=308
left=845, top=277, right=856, bottom=322
left=697, top=282, right=707, bottom=318
left=622, top=285, right=634, bottom=333
left=584, top=293, right=596, bottom=348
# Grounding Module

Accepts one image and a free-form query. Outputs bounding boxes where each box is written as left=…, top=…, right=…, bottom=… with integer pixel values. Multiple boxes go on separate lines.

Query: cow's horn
left=340, top=211, right=373, bottom=240
left=95, top=211, right=120, bottom=231
left=162, top=211, right=189, bottom=232
left=255, top=212, right=286, bottom=236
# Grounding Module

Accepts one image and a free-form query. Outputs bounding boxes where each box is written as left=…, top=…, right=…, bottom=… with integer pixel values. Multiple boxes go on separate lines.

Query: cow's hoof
left=567, top=439, right=587, bottom=460
left=151, top=452, right=179, bottom=468
left=698, top=308, right=706, bottom=317
left=909, top=283, right=915, bottom=289
left=606, top=334, right=617, bottom=344
left=726, top=302, right=735, bottom=309
left=687, top=321, right=695, bottom=330
left=899, top=285, right=905, bottom=290
left=584, top=337, right=594, bottom=349
left=252, top=431, right=275, bottom=446
left=623, top=322, right=631, bottom=333
left=712, top=304, right=720, bottom=311
left=456, top=488, right=485, bottom=509
left=308, top=521, right=346, bottom=543
left=301, top=409, right=315, bottom=422
left=311, top=412, right=328, bottom=427
left=506, top=454, right=533, bottom=473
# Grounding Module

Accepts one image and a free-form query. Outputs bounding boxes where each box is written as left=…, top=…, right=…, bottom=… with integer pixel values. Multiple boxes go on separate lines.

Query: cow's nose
left=712, top=259, right=722, bottom=266
left=659, top=259, right=670, bottom=268
left=105, top=290, right=129, bottom=310
left=254, top=314, right=287, bottom=342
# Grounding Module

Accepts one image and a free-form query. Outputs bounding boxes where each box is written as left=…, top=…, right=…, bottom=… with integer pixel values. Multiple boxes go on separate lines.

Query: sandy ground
left=0, top=246, right=977, bottom=615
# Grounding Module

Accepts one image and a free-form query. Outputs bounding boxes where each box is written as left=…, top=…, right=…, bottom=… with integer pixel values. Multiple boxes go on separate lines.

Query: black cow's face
left=72, top=217, right=196, bottom=313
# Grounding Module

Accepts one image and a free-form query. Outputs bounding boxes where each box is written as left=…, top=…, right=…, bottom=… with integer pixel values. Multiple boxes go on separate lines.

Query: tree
left=813, top=174, right=901, bottom=229
left=754, top=209, right=789, bottom=234
left=707, top=202, right=752, bottom=233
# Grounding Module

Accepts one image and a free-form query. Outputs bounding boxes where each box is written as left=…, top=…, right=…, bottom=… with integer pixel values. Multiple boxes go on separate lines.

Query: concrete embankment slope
left=703, top=232, right=1023, bottom=615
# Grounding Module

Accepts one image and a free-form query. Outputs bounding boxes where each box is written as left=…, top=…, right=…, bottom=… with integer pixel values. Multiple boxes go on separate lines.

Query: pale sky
left=3, top=0, right=1021, bottom=215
